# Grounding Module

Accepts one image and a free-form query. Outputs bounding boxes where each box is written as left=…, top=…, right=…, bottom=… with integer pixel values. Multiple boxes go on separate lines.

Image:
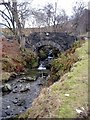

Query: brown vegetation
left=1, top=38, right=38, bottom=73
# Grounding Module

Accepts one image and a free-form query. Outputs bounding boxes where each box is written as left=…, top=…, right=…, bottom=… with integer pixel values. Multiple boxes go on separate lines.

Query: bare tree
left=72, top=1, right=85, bottom=34
left=54, top=9, right=68, bottom=32
left=17, top=1, right=32, bottom=28
left=0, top=0, right=32, bottom=42
left=43, top=3, right=54, bottom=27
left=0, top=1, right=16, bottom=35
left=31, top=9, right=46, bottom=27
left=31, top=3, right=54, bottom=28
left=31, top=3, right=68, bottom=32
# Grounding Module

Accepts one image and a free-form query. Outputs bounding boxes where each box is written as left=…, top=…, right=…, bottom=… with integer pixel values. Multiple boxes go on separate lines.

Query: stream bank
left=19, top=40, right=88, bottom=119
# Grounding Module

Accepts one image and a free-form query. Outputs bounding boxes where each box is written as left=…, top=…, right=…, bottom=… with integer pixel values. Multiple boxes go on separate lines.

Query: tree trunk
left=12, top=1, right=25, bottom=48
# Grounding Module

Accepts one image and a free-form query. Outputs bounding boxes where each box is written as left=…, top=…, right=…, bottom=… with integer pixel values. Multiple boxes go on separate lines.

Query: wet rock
left=9, top=72, right=17, bottom=80
left=15, top=97, right=18, bottom=99
left=17, top=99, right=26, bottom=106
left=20, top=77, right=27, bottom=80
left=20, top=87, right=29, bottom=92
left=18, top=72, right=26, bottom=76
left=12, top=100, right=18, bottom=104
left=24, top=106, right=28, bottom=109
left=38, top=82, right=43, bottom=86
left=28, top=76, right=36, bottom=81
left=14, top=85, right=17, bottom=89
left=37, top=78, right=44, bottom=86
left=20, top=84, right=30, bottom=92
left=7, top=106, right=10, bottom=109
left=19, top=84, right=22, bottom=87
left=12, top=89, right=18, bottom=93
left=2, top=84, right=12, bottom=92
left=5, top=110, right=11, bottom=116
left=21, top=76, right=36, bottom=81
left=18, top=79, right=24, bottom=83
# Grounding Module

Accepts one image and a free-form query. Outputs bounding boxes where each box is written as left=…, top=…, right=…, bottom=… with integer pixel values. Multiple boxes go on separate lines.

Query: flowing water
left=1, top=69, right=49, bottom=119
left=1, top=53, right=53, bottom=119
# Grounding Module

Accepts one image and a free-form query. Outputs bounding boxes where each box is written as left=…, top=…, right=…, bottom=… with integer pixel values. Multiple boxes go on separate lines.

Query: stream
left=1, top=50, right=54, bottom=119
left=1, top=69, right=49, bottom=119
left=1, top=56, right=53, bottom=120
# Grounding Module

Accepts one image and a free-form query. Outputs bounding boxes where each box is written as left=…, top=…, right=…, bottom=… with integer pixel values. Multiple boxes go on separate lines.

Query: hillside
left=19, top=40, right=88, bottom=118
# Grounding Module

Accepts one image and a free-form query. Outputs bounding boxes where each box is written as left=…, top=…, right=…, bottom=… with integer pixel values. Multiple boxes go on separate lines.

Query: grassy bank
left=19, top=40, right=88, bottom=118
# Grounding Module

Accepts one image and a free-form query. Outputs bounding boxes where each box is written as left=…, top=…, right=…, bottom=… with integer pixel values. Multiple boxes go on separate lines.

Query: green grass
left=54, top=41, right=88, bottom=118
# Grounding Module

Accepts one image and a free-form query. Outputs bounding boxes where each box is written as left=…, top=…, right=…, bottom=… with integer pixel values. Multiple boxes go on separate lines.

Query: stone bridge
left=25, top=32, right=77, bottom=52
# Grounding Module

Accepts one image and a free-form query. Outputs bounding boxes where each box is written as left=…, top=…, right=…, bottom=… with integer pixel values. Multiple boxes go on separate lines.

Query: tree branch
left=0, top=23, right=13, bottom=33
left=0, top=10, right=11, bottom=21
left=1, top=13, right=12, bottom=29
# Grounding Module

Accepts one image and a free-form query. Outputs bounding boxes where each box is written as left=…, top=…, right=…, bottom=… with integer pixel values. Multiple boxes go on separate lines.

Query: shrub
left=48, top=40, right=84, bottom=85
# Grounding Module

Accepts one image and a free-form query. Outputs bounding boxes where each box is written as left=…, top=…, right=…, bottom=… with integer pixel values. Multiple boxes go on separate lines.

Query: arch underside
left=32, top=40, right=62, bottom=51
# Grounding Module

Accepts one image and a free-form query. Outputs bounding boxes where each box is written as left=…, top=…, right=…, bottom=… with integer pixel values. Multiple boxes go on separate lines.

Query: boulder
left=2, top=84, right=12, bottom=92
left=9, top=72, right=17, bottom=80
left=20, top=77, right=27, bottom=80
left=26, top=76, right=36, bottom=81
left=20, top=87, right=29, bottom=92
left=20, top=84, right=30, bottom=92
left=21, top=76, right=36, bottom=81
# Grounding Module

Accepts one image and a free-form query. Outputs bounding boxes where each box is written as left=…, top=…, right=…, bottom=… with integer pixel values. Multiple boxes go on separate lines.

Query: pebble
left=65, top=93, right=70, bottom=96
left=12, top=89, right=18, bottom=93
left=7, top=106, right=10, bottom=109
left=24, top=106, right=27, bottom=109
left=20, top=87, right=29, bottom=92
left=5, top=110, right=11, bottom=116
left=14, top=86, right=17, bottom=89
left=15, top=97, right=18, bottom=99
left=12, top=100, right=18, bottom=104
left=76, top=108, right=83, bottom=114
left=17, top=99, right=26, bottom=106
left=19, top=84, right=22, bottom=87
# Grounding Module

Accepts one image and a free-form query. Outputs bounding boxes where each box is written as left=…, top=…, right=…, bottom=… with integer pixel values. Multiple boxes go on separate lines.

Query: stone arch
left=32, top=40, right=62, bottom=52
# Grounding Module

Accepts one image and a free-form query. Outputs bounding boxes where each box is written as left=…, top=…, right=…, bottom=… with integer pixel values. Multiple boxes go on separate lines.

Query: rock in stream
left=2, top=75, right=44, bottom=119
